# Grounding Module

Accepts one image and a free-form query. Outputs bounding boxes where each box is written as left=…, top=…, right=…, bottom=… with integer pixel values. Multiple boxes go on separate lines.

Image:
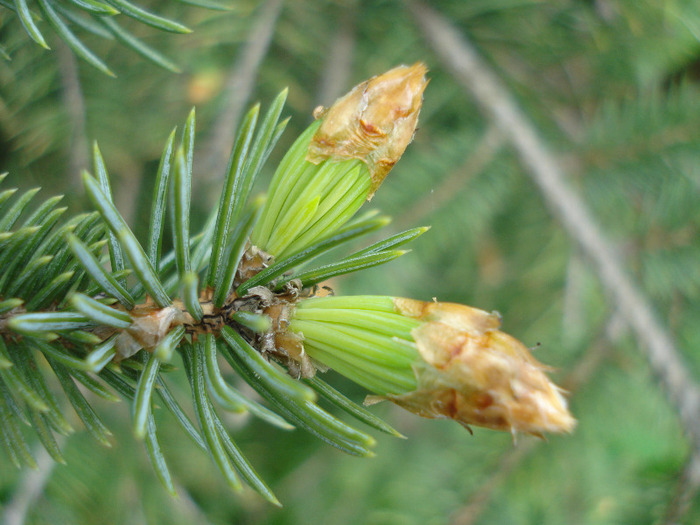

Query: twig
left=200, top=0, right=283, bottom=190
left=58, top=35, right=140, bottom=221
left=315, top=4, right=356, bottom=106
left=56, top=39, right=88, bottom=191
left=408, top=2, right=700, bottom=508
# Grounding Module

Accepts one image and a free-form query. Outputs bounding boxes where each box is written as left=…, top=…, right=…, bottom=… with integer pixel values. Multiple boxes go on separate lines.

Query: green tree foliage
left=1, top=1, right=700, bottom=524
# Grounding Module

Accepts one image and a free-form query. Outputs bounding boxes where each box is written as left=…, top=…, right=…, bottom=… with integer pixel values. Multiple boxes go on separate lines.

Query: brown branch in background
left=451, top=313, right=625, bottom=525
left=394, top=125, right=502, bottom=231
left=200, top=0, right=283, bottom=192
left=315, top=3, right=356, bottom=106
left=56, top=39, right=89, bottom=191
left=407, top=2, right=700, bottom=517
left=59, top=35, right=143, bottom=222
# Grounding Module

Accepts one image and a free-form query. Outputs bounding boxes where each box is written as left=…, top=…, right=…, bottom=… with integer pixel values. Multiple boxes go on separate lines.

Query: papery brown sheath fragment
left=113, top=297, right=217, bottom=359
left=115, top=302, right=187, bottom=359
left=369, top=298, right=576, bottom=436
left=307, top=63, right=428, bottom=198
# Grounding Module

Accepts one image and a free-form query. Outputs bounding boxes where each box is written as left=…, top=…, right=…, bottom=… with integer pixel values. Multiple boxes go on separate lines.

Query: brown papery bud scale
left=372, top=299, right=576, bottom=436
left=306, top=63, right=428, bottom=199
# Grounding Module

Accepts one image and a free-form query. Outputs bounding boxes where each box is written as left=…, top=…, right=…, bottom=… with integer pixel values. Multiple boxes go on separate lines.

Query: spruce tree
left=1, top=1, right=699, bottom=524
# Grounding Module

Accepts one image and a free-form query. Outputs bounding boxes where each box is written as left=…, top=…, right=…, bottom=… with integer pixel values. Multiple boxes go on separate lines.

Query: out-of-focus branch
left=394, top=125, right=502, bottom=230
left=56, top=39, right=88, bottom=191
left=200, top=0, right=283, bottom=191
left=2, top=442, right=60, bottom=525
left=451, top=439, right=535, bottom=525
left=315, top=4, right=356, bottom=106
left=408, top=0, right=700, bottom=518
left=172, top=482, right=216, bottom=525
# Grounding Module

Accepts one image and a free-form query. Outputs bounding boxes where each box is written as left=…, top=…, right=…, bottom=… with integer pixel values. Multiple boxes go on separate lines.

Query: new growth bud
left=287, top=295, right=575, bottom=436
left=251, top=64, right=427, bottom=259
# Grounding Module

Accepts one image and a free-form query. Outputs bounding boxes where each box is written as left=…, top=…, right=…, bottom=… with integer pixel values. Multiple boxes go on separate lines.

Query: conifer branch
left=1, top=0, right=224, bottom=73
left=0, top=64, right=577, bottom=508
left=0, top=82, right=426, bottom=501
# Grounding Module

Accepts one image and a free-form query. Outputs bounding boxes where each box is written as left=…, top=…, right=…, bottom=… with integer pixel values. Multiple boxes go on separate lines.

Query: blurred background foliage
left=1, top=0, right=700, bottom=523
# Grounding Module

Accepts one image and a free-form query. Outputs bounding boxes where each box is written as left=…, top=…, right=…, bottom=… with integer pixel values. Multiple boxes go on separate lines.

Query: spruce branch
left=0, top=65, right=578, bottom=506
left=0, top=87, right=410, bottom=501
